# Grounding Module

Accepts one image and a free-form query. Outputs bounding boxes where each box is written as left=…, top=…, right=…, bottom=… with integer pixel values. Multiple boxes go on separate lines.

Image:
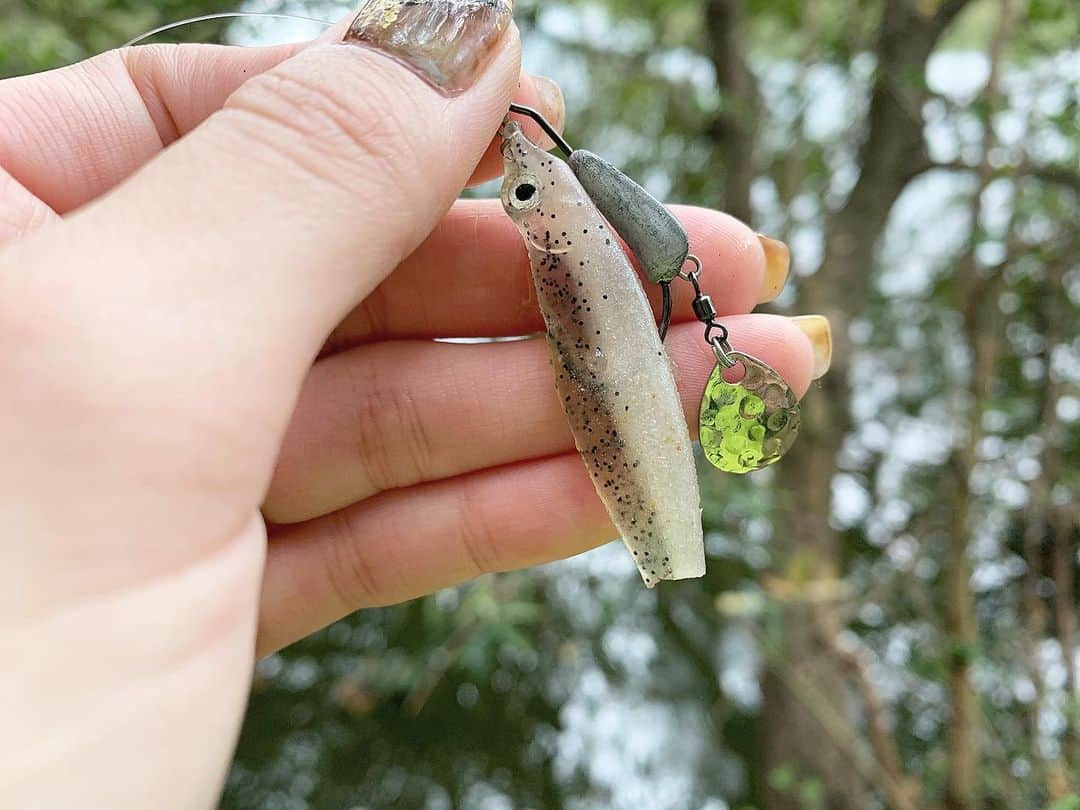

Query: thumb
left=4, top=0, right=520, bottom=423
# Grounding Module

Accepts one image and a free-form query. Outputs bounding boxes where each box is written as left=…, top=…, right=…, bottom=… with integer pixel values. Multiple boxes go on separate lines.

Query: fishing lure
left=124, top=14, right=800, bottom=586
left=502, top=105, right=801, bottom=582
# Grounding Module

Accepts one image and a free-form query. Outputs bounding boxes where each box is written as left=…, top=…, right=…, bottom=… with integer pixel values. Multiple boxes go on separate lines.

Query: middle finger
left=321, top=199, right=786, bottom=351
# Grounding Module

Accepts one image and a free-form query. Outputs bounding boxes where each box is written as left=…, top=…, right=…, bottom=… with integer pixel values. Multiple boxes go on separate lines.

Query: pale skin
left=0, top=14, right=816, bottom=808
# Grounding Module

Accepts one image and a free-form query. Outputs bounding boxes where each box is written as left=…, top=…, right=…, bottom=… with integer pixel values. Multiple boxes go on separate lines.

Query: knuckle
left=324, top=508, right=384, bottom=609
left=350, top=352, right=434, bottom=494
left=456, top=477, right=501, bottom=576
left=120, top=42, right=182, bottom=84
left=222, top=59, right=418, bottom=197
left=120, top=44, right=187, bottom=143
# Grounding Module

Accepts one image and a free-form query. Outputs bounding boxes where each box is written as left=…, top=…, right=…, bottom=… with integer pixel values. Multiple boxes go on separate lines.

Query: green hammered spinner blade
left=699, top=352, right=801, bottom=473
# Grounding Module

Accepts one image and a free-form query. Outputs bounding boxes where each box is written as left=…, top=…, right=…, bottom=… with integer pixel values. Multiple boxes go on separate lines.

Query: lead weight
left=568, top=150, right=689, bottom=284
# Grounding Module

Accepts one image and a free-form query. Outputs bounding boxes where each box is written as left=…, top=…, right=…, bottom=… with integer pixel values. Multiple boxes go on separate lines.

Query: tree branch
left=941, top=3, right=1018, bottom=806
left=932, top=0, right=976, bottom=32
left=656, top=591, right=723, bottom=705
left=703, top=0, right=761, bottom=222
left=921, top=160, right=1080, bottom=192
left=751, top=616, right=915, bottom=809
left=813, top=610, right=920, bottom=810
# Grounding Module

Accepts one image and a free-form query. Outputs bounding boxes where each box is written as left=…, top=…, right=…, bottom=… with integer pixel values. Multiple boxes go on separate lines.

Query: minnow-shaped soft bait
left=499, top=119, right=705, bottom=586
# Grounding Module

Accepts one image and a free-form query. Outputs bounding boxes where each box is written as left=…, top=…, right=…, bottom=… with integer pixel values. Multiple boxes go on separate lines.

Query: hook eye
left=507, top=174, right=541, bottom=211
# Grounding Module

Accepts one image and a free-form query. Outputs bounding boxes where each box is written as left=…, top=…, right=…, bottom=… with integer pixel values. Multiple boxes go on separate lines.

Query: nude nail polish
left=344, top=0, right=514, bottom=94
left=757, top=234, right=791, bottom=305
left=531, top=75, right=565, bottom=131
left=791, top=314, right=832, bottom=379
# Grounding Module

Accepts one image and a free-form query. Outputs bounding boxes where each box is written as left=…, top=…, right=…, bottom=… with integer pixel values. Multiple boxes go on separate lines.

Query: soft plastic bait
left=499, top=119, right=705, bottom=586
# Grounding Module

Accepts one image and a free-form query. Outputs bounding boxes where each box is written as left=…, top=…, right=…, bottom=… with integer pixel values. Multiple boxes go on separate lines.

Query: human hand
left=0, top=2, right=827, bottom=807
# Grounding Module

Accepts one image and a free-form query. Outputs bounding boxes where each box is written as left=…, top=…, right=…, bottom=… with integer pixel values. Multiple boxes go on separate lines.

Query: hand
left=0, top=4, right=826, bottom=807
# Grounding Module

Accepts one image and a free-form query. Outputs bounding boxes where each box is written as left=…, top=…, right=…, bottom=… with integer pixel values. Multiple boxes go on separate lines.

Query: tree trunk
left=1052, top=511, right=1078, bottom=766
left=942, top=453, right=980, bottom=810
left=942, top=5, right=1017, bottom=805
left=705, top=0, right=758, bottom=225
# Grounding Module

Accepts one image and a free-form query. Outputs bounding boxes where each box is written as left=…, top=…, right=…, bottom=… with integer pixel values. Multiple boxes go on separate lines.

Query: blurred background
left=3, top=0, right=1078, bottom=807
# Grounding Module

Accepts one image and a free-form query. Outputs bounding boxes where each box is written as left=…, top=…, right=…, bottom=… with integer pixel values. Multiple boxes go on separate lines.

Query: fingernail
left=756, top=234, right=790, bottom=304
left=531, top=74, right=565, bottom=131
left=344, top=0, right=514, bottom=94
left=791, top=315, right=832, bottom=379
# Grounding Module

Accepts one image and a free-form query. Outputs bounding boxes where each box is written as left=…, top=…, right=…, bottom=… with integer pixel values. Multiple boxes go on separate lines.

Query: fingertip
left=512, top=71, right=566, bottom=150
left=720, top=314, right=816, bottom=398
left=769, top=314, right=817, bottom=397
left=669, top=314, right=816, bottom=430
left=531, top=75, right=565, bottom=133
left=671, top=205, right=766, bottom=315
left=790, top=314, right=832, bottom=381
left=121, top=42, right=305, bottom=141
left=756, top=234, right=791, bottom=304
left=467, top=65, right=565, bottom=186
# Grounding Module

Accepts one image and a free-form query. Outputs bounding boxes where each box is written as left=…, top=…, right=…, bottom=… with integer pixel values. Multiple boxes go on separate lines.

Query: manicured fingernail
left=757, top=234, right=790, bottom=304
left=531, top=74, right=565, bottom=131
left=791, top=315, right=832, bottom=379
left=344, top=0, right=514, bottom=94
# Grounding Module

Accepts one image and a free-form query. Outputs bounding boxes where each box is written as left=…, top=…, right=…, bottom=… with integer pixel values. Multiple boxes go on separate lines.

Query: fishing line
left=124, top=11, right=333, bottom=48
left=124, top=11, right=571, bottom=158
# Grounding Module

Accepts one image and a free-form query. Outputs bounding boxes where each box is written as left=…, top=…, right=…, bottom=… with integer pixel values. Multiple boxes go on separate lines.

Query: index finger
left=0, top=43, right=562, bottom=214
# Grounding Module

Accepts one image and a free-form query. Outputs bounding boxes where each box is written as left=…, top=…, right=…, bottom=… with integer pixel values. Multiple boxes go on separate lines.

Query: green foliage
left=766, top=764, right=824, bottom=810
left=0, top=0, right=240, bottom=77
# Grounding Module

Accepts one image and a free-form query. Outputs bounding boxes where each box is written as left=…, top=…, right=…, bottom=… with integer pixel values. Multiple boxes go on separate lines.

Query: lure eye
left=507, top=175, right=541, bottom=211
